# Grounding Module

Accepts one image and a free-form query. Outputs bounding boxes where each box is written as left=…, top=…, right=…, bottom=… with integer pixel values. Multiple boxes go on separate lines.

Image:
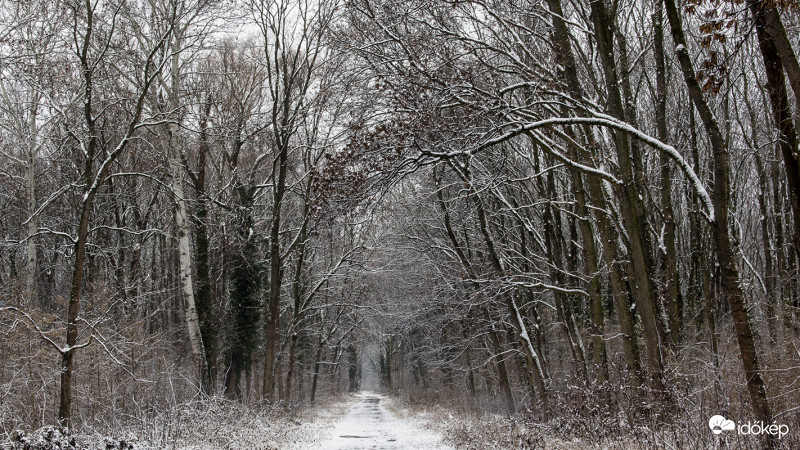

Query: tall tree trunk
left=544, top=0, right=629, bottom=387
left=168, top=129, right=207, bottom=388
left=487, top=321, right=516, bottom=414
left=540, top=157, right=587, bottom=381
left=191, top=97, right=217, bottom=391
left=310, top=333, right=325, bottom=403
left=25, top=102, right=39, bottom=307
left=164, top=30, right=207, bottom=387
left=285, top=208, right=310, bottom=405
left=757, top=3, right=800, bottom=126
left=264, top=139, right=289, bottom=402
left=224, top=357, right=241, bottom=399
left=570, top=180, right=609, bottom=385
left=751, top=1, right=800, bottom=283
left=654, top=3, right=683, bottom=345
left=664, top=0, right=774, bottom=432
left=754, top=3, right=800, bottom=265
left=59, top=194, right=94, bottom=427
left=60, top=7, right=102, bottom=423
left=590, top=0, right=667, bottom=399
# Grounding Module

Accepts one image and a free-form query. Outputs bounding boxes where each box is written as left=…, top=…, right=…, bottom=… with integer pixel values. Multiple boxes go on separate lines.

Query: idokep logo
left=708, top=415, right=735, bottom=434
left=708, top=414, right=790, bottom=439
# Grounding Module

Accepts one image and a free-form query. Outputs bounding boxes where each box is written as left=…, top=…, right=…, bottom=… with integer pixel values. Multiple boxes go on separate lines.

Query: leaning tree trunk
left=590, top=0, right=667, bottom=399
left=664, top=0, right=774, bottom=434
left=468, top=181, right=549, bottom=412
left=545, top=0, right=634, bottom=388
left=754, top=2, right=800, bottom=265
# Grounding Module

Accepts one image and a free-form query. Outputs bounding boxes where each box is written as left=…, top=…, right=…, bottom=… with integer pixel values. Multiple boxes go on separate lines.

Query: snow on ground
left=291, top=392, right=452, bottom=449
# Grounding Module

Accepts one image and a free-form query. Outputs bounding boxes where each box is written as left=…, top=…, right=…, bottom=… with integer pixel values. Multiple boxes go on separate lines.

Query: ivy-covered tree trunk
left=192, top=119, right=217, bottom=392
left=224, top=184, right=261, bottom=399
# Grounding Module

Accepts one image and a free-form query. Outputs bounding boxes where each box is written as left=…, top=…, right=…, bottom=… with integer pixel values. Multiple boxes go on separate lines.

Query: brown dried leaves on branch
left=685, top=0, right=737, bottom=95
left=310, top=121, right=408, bottom=215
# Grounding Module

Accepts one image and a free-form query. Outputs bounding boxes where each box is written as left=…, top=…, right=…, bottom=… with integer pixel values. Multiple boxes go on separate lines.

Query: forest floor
left=4, top=392, right=779, bottom=449
left=9, top=390, right=775, bottom=449
left=288, top=392, right=452, bottom=449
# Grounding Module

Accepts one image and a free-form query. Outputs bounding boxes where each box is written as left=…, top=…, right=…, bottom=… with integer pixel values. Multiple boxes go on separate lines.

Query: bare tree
left=53, top=0, right=176, bottom=427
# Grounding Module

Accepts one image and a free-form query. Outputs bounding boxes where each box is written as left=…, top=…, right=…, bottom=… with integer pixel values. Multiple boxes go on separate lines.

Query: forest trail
left=303, top=392, right=452, bottom=449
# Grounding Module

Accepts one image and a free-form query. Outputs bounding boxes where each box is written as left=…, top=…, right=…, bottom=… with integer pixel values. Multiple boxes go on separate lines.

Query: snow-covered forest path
left=297, top=392, right=452, bottom=449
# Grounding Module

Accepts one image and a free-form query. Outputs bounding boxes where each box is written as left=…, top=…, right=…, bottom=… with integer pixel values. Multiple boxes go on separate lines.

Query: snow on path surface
left=305, top=392, right=452, bottom=450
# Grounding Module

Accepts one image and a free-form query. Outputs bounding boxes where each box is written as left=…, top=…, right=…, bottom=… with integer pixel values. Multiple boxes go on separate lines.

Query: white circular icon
left=708, top=415, right=736, bottom=434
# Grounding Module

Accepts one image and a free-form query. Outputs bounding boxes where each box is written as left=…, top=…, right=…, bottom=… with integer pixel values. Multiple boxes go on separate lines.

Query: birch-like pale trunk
left=25, top=104, right=39, bottom=307
left=163, top=27, right=207, bottom=385
left=169, top=128, right=207, bottom=383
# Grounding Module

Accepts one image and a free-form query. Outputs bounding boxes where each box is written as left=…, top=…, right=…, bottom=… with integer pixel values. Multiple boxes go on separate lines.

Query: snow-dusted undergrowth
left=1, top=395, right=347, bottom=449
